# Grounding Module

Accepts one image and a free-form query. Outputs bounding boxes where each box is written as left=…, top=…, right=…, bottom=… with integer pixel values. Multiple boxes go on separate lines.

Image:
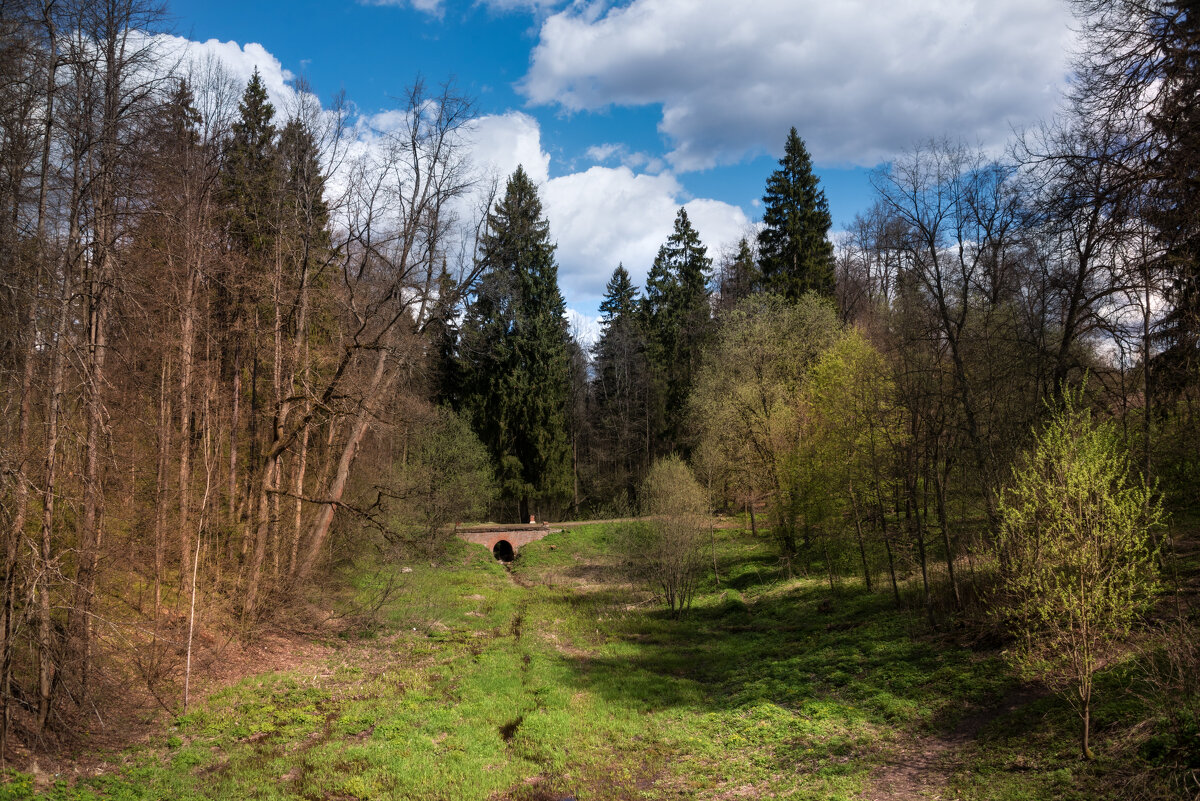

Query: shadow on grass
left=555, top=572, right=1017, bottom=737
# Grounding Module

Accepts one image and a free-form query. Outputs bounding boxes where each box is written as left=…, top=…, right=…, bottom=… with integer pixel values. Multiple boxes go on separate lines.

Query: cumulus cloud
left=565, top=308, right=602, bottom=349
left=453, top=114, right=748, bottom=309
left=521, top=0, right=1075, bottom=170
left=153, top=34, right=302, bottom=115
left=542, top=166, right=748, bottom=307
left=160, top=36, right=747, bottom=314
left=465, top=112, right=552, bottom=185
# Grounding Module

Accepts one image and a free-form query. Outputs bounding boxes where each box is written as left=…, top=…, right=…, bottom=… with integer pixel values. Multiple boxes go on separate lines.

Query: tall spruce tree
left=599, top=263, right=638, bottom=322
left=222, top=69, right=278, bottom=259
left=592, top=265, right=652, bottom=499
left=457, top=166, right=572, bottom=521
left=757, top=128, right=835, bottom=299
left=642, top=207, right=713, bottom=456
left=1147, top=2, right=1200, bottom=394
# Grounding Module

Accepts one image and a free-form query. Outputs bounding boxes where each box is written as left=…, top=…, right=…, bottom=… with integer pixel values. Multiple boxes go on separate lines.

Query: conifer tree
left=599, top=263, right=638, bottom=323
left=592, top=265, right=652, bottom=499
left=717, top=237, right=758, bottom=312
left=642, top=207, right=713, bottom=455
left=457, top=166, right=572, bottom=521
left=222, top=69, right=278, bottom=258
left=757, top=128, right=835, bottom=299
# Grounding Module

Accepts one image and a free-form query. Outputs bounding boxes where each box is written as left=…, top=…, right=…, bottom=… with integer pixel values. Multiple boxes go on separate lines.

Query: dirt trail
left=864, top=686, right=1044, bottom=800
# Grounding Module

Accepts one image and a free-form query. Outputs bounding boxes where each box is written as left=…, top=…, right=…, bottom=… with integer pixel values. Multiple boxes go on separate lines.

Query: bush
left=621, top=456, right=710, bottom=616
left=994, top=387, right=1163, bottom=759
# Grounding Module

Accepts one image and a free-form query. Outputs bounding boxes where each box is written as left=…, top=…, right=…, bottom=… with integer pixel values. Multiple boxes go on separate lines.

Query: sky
left=164, top=0, right=1077, bottom=339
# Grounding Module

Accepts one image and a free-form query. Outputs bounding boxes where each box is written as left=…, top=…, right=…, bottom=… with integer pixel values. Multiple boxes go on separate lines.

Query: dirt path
left=864, top=686, right=1044, bottom=800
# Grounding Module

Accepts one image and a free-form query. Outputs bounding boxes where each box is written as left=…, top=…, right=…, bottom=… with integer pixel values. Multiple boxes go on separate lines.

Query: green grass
left=6, top=526, right=1183, bottom=800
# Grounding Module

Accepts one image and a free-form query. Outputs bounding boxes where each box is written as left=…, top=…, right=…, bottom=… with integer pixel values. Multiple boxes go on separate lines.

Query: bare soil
left=864, top=686, right=1047, bottom=800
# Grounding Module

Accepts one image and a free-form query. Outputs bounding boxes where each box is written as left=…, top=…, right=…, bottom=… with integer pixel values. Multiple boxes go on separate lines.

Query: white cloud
left=154, top=34, right=302, bottom=115
left=465, top=112, right=552, bottom=186
left=521, top=0, right=1074, bottom=170
left=162, top=35, right=747, bottom=314
left=565, top=307, right=601, bottom=349
left=585, top=141, right=665, bottom=173
left=542, top=166, right=748, bottom=307
left=360, top=0, right=445, bottom=16
left=456, top=117, right=747, bottom=310
left=360, top=0, right=570, bottom=18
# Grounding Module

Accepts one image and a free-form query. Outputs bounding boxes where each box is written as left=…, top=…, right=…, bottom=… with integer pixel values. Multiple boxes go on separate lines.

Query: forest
left=0, top=0, right=1197, bottom=798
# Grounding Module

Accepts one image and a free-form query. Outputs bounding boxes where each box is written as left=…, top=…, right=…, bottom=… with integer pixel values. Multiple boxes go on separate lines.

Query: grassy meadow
left=4, top=523, right=1189, bottom=800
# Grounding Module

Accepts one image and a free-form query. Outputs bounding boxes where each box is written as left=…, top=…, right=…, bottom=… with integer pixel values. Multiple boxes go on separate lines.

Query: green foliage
left=221, top=70, right=278, bottom=258
left=995, top=387, right=1164, bottom=758
left=641, top=207, right=714, bottom=455
left=591, top=265, right=654, bottom=502
left=457, top=166, right=572, bottom=520
left=597, top=263, right=638, bottom=324
left=802, top=330, right=906, bottom=586
left=386, top=406, right=495, bottom=553
left=716, top=237, right=759, bottom=310
left=621, top=456, right=710, bottom=616
left=757, top=128, right=835, bottom=300
left=691, top=292, right=840, bottom=554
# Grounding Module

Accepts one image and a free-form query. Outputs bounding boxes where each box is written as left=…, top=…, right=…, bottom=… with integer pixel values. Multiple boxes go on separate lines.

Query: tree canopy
left=457, top=166, right=573, bottom=521
left=757, top=127, right=835, bottom=300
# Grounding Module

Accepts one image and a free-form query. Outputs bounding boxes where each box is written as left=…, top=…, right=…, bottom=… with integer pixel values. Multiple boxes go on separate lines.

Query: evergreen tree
left=599, top=263, right=638, bottom=325
left=277, top=117, right=330, bottom=248
left=592, top=265, right=652, bottom=500
left=642, top=207, right=713, bottom=455
left=457, top=166, right=572, bottom=521
left=427, top=265, right=463, bottom=405
left=1148, top=2, right=1200, bottom=395
left=757, top=128, right=835, bottom=299
left=716, top=237, right=758, bottom=313
left=222, top=69, right=278, bottom=258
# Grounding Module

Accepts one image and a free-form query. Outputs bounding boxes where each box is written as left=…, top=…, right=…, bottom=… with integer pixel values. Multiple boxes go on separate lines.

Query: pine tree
left=599, top=263, right=638, bottom=325
left=1148, top=2, right=1200, bottom=395
left=642, top=207, right=713, bottom=455
left=427, top=265, right=462, bottom=405
left=457, top=166, right=572, bottom=521
left=757, top=128, right=835, bottom=300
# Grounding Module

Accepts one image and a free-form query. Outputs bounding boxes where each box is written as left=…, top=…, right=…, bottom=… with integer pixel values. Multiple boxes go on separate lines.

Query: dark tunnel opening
left=492, top=539, right=515, bottom=562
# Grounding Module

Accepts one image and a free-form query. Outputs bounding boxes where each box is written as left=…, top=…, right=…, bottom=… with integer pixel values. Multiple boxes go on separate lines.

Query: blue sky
left=163, top=0, right=1076, bottom=330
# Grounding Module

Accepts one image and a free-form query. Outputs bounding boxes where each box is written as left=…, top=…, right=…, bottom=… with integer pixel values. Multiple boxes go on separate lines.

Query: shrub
left=994, top=387, right=1163, bottom=759
left=622, top=456, right=711, bottom=616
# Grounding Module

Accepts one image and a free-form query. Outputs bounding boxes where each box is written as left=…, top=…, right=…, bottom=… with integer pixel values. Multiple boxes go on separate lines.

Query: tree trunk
left=1082, top=697, right=1093, bottom=760
left=178, top=261, right=197, bottom=587
left=293, top=349, right=390, bottom=584
left=848, top=484, right=872, bottom=591
left=241, top=460, right=276, bottom=621
left=153, top=357, right=172, bottom=615
left=933, top=460, right=960, bottom=610
left=37, top=250, right=72, bottom=733
left=288, top=421, right=308, bottom=574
